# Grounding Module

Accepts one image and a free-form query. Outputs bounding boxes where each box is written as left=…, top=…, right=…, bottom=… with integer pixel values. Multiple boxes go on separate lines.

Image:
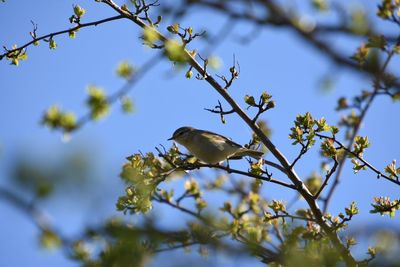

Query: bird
left=168, top=126, right=264, bottom=164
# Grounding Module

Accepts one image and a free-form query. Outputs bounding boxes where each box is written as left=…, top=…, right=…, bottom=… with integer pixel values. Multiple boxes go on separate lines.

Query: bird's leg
left=225, top=159, right=232, bottom=172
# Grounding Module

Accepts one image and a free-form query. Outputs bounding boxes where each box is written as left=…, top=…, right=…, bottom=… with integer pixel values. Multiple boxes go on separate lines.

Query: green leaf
left=167, top=23, right=180, bottom=34
left=71, top=241, right=90, bottom=261
left=351, top=44, right=369, bottom=65
left=377, top=1, right=394, bottom=19
left=260, top=91, right=272, bottom=103
left=348, top=8, right=368, bottom=35
left=321, top=139, right=337, bottom=158
left=353, top=135, right=370, bottom=156
left=86, top=85, right=109, bottom=120
left=345, top=202, right=359, bottom=216
left=392, top=92, right=400, bottom=102
left=370, top=196, right=400, bottom=217
left=196, top=198, right=207, bottom=211
left=244, top=95, right=256, bottom=106
left=49, top=39, right=57, bottom=50
left=121, top=96, right=134, bottom=113
left=164, top=39, right=188, bottom=63
left=42, top=105, right=77, bottom=133
left=366, top=35, right=387, bottom=50
left=185, top=69, right=193, bottom=79
left=143, top=26, right=159, bottom=46
left=330, top=126, right=339, bottom=135
left=250, top=162, right=264, bottom=176
left=39, top=230, right=61, bottom=250
left=69, top=30, right=77, bottom=39
left=221, top=201, right=232, bottom=213
left=336, top=97, right=349, bottom=110
left=394, top=44, right=400, bottom=54
left=121, top=4, right=129, bottom=12
left=42, top=105, right=62, bottom=128
left=289, top=126, right=303, bottom=145
left=351, top=159, right=365, bottom=173
left=384, top=160, right=399, bottom=179
left=268, top=200, right=286, bottom=213
left=315, top=117, right=329, bottom=132
left=208, top=56, right=222, bottom=70
left=368, top=246, right=377, bottom=257
left=312, top=0, right=328, bottom=11
left=116, top=61, right=135, bottom=79
left=305, top=173, right=322, bottom=195
left=184, top=178, right=200, bottom=195
left=73, top=5, right=86, bottom=18
left=11, top=58, right=19, bottom=66
left=266, top=100, right=275, bottom=109
left=60, top=112, right=77, bottom=132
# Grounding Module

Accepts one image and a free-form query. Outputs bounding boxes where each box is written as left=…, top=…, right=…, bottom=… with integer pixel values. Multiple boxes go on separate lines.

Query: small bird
left=168, top=126, right=264, bottom=164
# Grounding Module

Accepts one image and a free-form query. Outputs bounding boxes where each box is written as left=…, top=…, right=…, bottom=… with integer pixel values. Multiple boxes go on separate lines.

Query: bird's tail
left=233, top=148, right=264, bottom=159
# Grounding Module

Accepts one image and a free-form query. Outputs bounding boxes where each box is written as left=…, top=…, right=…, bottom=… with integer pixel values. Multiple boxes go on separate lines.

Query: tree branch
left=0, top=187, right=53, bottom=232
left=75, top=52, right=162, bottom=129
left=156, top=147, right=295, bottom=190
left=98, top=1, right=359, bottom=264
left=1, top=15, right=125, bottom=60
left=314, top=158, right=339, bottom=199
left=187, top=0, right=400, bottom=91
left=316, top=133, right=400, bottom=187
left=322, top=49, right=397, bottom=212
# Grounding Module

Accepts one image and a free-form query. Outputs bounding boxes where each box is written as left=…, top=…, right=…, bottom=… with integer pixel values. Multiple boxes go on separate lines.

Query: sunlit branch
left=155, top=146, right=295, bottom=190
left=0, top=15, right=124, bottom=60
left=186, top=162, right=296, bottom=190
left=316, top=133, right=400, bottom=187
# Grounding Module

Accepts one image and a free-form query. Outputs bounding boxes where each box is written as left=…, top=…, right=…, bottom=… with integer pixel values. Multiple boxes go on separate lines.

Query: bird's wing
left=198, top=129, right=243, bottom=148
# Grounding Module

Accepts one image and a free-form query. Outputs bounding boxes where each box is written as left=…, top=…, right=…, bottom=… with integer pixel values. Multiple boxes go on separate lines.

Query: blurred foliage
left=86, top=85, right=110, bottom=120
left=11, top=148, right=92, bottom=199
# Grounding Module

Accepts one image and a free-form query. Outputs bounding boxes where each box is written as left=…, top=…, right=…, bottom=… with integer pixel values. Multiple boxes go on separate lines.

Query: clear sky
left=1, top=1, right=399, bottom=266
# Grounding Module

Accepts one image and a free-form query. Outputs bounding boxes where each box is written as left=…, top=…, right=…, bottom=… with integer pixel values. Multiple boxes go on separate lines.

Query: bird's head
left=168, top=126, right=195, bottom=144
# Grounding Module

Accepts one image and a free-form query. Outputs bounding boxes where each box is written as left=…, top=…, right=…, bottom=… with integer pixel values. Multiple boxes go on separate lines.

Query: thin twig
left=184, top=162, right=296, bottom=190
left=1, top=15, right=124, bottom=59
left=316, top=133, right=400, bottom=187
left=153, top=192, right=203, bottom=219
left=265, top=213, right=317, bottom=223
left=314, top=158, right=339, bottom=199
left=322, top=49, right=397, bottom=212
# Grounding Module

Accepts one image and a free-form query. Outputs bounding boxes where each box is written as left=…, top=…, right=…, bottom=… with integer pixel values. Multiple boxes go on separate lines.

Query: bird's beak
left=167, top=136, right=174, bottom=141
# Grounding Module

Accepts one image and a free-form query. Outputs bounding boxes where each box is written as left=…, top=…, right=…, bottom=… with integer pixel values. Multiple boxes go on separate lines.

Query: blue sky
left=1, top=1, right=399, bottom=266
